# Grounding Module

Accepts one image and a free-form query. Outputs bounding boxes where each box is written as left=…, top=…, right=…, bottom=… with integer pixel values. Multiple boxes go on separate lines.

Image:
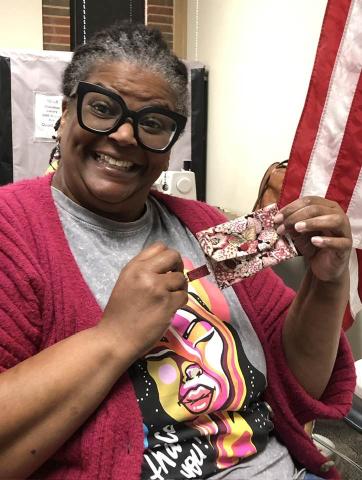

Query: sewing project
left=187, top=203, right=298, bottom=289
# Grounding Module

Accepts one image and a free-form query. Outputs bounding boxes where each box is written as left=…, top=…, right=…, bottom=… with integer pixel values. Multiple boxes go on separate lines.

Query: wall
left=43, top=0, right=70, bottom=51
left=147, top=0, right=174, bottom=52
left=42, top=1, right=174, bottom=52
left=0, top=0, right=43, bottom=49
left=187, top=0, right=328, bottom=215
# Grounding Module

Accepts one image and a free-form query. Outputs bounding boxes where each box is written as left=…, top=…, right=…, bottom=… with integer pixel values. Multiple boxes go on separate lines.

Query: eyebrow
left=94, top=82, right=173, bottom=110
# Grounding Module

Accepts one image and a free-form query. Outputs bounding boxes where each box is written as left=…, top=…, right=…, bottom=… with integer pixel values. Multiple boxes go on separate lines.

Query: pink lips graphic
left=181, top=385, right=214, bottom=413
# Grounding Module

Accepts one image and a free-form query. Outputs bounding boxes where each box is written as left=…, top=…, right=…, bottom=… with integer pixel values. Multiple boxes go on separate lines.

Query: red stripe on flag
left=279, top=0, right=352, bottom=208
left=325, top=71, right=362, bottom=211
left=358, top=249, right=362, bottom=301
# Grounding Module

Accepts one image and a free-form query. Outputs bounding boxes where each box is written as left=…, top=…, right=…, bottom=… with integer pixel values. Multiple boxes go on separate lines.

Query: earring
left=161, top=171, right=169, bottom=191
left=48, top=138, right=61, bottom=171
left=53, top=140, right=61, bottom=160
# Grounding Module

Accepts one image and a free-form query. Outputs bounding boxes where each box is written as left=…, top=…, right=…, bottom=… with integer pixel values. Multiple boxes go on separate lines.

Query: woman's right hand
left=99, top=242, right=188, bottom=359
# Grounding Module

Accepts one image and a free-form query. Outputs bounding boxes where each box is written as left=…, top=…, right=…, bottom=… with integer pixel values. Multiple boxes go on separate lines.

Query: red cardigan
left=0, top=175, right=355, bottom=479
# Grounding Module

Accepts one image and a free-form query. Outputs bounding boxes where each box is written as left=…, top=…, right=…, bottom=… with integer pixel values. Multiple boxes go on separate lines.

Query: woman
left=0, top=23, right=355, bottom=480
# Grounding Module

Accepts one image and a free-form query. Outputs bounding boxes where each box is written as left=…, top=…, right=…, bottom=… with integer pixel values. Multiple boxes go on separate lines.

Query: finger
left=276, top=207, right=350, bottom=237
left=136, top=241, right=168, bottom=260
left=169, top=289, right=189, bottom=310
left=274, top=198, right=339, bottom=226
left=294, top=213, right=350, bottom=237
left=277, top=196, right=339, bottom=221
left=143, top=248, right=184, bottom=274
left=310, top=236, right=352, bottom=251
left=164, top=271, right=188, bottom=292
left=276, top=204, right=336, bottom=230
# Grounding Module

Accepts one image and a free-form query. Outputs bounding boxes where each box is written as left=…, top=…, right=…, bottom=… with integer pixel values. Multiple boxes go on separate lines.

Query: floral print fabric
left=195, top=204, right=298, bottom=289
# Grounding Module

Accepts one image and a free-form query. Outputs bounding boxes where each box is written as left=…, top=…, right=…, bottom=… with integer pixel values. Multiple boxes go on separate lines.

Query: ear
left=58, top=99, right=70, bottom=136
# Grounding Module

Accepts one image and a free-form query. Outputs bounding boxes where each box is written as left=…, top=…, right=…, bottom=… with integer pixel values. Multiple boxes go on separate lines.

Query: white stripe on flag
left=347, top=166, right=362, bottom=249
left=301, top=0, right=362, bottom=197
left=349, top=249, right=362, bottom=317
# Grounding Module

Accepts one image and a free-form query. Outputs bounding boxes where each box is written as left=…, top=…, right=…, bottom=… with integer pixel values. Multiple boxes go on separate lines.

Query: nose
left=185, top=363, right=203, bottom=381
left=107, top=120, right=138, bottom=147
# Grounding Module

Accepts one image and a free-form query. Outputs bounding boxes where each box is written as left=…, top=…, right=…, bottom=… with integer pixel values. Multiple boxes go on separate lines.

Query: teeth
left=97, top=153, right=134, bottom=169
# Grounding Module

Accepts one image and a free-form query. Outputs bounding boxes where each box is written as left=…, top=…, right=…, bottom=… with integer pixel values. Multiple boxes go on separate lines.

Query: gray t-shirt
left=52, top=187, right=295, bottom=479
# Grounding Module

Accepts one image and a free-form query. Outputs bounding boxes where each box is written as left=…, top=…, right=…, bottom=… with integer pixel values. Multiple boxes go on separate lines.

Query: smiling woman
left=48, top=22, right=189, bottom=222
left=0, top=21, right=355, bottom=480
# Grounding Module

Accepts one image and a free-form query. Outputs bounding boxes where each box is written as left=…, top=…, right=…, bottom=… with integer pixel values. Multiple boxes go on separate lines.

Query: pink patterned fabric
left=195, top=204, right=298, bottom=288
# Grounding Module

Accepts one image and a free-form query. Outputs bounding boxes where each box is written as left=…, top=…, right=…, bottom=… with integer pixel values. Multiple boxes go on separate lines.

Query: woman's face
left=53, top=61, right=177, bottom=221
left=155, top=316, right=231, bottom=417
left=146, top=302, right=246, bottom=422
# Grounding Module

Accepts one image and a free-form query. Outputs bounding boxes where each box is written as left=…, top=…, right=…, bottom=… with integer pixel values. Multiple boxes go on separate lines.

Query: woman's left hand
left=274, top=197, right=352, bottom=282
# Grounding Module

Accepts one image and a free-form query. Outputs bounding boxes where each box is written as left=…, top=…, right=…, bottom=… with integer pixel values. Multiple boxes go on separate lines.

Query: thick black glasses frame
left=75, top=81, right=187, bottom=153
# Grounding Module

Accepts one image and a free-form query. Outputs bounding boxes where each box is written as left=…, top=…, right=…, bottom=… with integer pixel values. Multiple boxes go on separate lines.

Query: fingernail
left=311, top=236, right=324, bottom=247
left=273, top=213, right=284, bottom=224
left=294, top=221, right=306, bottom=232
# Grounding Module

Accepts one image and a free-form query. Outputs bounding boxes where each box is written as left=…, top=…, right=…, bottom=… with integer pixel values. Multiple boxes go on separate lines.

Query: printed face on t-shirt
left=145, top=292, right=247, bottom=421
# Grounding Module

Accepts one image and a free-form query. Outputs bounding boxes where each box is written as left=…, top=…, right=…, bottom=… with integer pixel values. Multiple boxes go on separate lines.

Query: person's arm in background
left=0, top=242, right=187, bottom=479
left=274, top=197, right=352, bottom=399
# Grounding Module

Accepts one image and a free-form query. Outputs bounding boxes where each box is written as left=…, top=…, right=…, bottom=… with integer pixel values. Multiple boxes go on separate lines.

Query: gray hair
left=62, top=22, right=189, bottom=116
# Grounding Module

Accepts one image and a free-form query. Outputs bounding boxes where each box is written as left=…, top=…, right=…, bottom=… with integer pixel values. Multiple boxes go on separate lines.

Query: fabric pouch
left=188, top=203, right=298, bottom=289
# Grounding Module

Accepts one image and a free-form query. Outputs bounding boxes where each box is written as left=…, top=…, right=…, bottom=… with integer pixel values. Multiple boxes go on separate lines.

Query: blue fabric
left=304, top=474, right=325, bottom=480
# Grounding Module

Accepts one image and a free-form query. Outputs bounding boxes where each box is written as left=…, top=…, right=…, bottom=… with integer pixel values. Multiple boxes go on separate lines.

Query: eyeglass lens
left=82, top=91, right=178, bottom=150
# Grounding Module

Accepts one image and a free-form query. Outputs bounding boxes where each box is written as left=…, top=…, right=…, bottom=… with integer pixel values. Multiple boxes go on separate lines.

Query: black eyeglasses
left=74, top=81, right=187, bottom=153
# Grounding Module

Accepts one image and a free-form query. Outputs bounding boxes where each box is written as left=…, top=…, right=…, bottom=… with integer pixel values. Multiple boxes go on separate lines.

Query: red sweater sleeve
left=234, top=267, right=355, bottom=425
left=0, top=192, right=45, bottom=371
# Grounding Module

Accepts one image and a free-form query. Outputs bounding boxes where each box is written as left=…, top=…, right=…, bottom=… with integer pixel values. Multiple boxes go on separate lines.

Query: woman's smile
left=91, top=151, right=143, bottom=177
left=95, top=153, right=137, bottom=171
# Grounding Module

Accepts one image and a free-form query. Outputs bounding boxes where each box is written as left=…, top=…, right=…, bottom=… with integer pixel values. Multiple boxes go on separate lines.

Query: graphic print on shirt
left=130, top=258, right=272, bottom=480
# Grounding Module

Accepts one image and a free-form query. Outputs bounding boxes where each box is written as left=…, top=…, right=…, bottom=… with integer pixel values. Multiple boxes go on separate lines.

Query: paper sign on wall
left=34, top=93, right=62, bottom=140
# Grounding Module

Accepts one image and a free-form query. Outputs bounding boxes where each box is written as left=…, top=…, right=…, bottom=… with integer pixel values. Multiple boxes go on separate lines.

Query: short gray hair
left=62, top=22, right=189, bottom=116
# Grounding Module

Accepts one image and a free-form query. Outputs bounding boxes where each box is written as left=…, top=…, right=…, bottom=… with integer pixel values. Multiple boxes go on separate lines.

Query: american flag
left=279, top=0, right=362, bottom=328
